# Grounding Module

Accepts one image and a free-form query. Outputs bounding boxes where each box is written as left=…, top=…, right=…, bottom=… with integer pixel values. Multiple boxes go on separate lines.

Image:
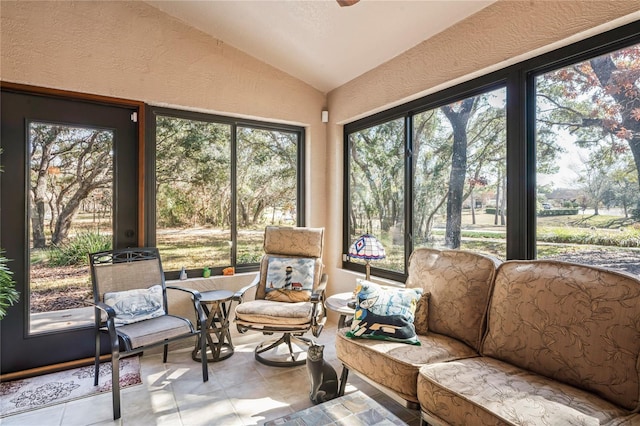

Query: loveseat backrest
left=482, top=260, right=640, bottom=411
left=406, top=248, right=501, bottom=351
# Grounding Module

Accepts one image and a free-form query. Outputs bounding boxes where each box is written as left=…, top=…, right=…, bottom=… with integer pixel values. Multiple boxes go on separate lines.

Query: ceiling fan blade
left=337, top=0, right=360, bottom=7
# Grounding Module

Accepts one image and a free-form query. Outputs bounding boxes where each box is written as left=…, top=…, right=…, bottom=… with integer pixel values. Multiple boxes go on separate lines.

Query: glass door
left=1, top=89, right=139, bottom=374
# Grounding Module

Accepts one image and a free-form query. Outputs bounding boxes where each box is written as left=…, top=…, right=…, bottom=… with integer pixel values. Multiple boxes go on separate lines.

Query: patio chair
left=89, top=247, right=208, bottom=420
left=234, top=226, right=328, bottom=366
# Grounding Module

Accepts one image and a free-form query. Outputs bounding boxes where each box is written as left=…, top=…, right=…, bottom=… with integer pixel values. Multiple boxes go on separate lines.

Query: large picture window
left=413, top=88, right=507, bottom=257
left=344, top=22, right=639, bottom=281
left=535, top=43, right=640, bottom=265
left=150, top=108, right=304, bottom=277
left=347, top=118, right=405, bottom=273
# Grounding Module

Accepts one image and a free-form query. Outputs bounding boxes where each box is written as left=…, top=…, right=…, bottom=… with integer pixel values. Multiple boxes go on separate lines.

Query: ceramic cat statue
left=306, top=344, right=338, bottom=404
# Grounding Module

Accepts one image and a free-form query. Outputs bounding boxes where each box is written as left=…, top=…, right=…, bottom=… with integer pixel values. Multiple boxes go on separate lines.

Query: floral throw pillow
left=104, top=285, right=165, bottom=325
left=346, top=279, right=423, bottom=345
left=265, top=257, right=315, bottom=302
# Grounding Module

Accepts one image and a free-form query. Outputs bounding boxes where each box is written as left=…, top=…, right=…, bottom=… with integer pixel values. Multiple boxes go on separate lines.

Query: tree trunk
left=30, top=192, right=47, bottom=249
left=52, top=191, right=87, bottom=245
left=470, top=190, right=476, bottom=225
left=494, top=169, right=501, bottom=225
left=590, top=56, right=640, bottom=209
left=442, top=98, right=475, bottom=249
left=30, top=130, right=57, bottom=248
left=500, top=174, right=506, bottom=226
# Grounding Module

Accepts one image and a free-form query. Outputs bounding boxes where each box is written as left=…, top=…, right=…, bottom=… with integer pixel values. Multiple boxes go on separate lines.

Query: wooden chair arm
left=310, top=273, right=328, bottom=303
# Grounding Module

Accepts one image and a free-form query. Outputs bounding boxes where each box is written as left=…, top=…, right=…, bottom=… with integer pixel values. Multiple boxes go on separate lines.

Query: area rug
left=0, top=356, right=142, bottom=417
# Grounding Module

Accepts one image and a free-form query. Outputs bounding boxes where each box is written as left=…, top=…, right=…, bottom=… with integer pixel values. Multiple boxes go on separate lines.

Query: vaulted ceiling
left=144, top=1, right=496, bottom=93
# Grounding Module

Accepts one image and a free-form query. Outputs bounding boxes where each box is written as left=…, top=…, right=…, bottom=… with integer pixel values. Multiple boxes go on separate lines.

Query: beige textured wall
left=325, top=1, right=640, bottom=299
left=0, top=0, right=328, bottom=226
left=2, top=0, right=639, bottom=314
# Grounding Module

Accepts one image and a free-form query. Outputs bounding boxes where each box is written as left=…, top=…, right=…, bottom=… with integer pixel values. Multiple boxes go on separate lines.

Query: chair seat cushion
left=235, top=299, right=313, bottom=325
left=417, top=357, right=630, bottom=426
left=336, top=328, right=478, bottom=402
left=115, top=314, right=194, bottom=349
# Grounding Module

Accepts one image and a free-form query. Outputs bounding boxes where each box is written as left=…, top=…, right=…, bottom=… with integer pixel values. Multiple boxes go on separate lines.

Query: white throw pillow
left=104, top=285, right=165, bottom=325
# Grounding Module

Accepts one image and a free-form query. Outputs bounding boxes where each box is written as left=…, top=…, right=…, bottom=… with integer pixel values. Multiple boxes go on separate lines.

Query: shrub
left=49, top=233, right=112, bottom=266
left=236, top=250, right=262, bottom=264
left=631, top=208, right=640, bottom=220
left=485, top=208, right=505, bottom=215
left=536, top=226, right=640, bottom=247
left=537, top=209, right=579, bottom=217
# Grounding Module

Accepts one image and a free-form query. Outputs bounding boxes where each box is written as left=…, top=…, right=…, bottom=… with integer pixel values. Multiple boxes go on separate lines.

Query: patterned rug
left=0, top=356, right=142, bottom=417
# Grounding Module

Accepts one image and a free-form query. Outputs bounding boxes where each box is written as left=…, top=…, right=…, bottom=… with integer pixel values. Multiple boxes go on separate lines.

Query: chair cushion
left=235, top=299, right=313, bottom=326
left=346, top=280, right=422, bottom=345
left=336, top=328, right=478, bottom=402
left=263, top=226, right=324, bottom=258
left=104, top=285, right=165, bottom=325
left=115, top=314, right=193, bottom=349
left=418, top=357, right=631, bottom=426
left=264, top=257, right=315, bottom=302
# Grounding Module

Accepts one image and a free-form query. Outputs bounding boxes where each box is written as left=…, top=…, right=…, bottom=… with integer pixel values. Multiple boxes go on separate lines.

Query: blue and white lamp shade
left=348, top=234, right=386, bottom=260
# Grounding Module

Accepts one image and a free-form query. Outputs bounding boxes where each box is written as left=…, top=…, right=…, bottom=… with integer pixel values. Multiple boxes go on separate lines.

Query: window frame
left=146, top=106, right=305, bottom=279
left=343, top=20, right=640, bottom=282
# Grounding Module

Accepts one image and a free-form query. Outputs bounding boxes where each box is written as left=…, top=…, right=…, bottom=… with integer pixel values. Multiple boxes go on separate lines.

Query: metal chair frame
left=234, top=226, right=327, bottom=367
left=235, top=274, right=327, bottom=366
left=89, top=247, right=208, bottom=420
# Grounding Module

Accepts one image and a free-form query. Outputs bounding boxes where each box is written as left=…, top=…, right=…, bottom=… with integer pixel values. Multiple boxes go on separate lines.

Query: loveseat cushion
left=481, top=260, right=640, bottom=411
left=417, top=357, right=633, bottom=426
left=405, top=248, right=500, bottom=351
left=336, top=328, right=478, bottom=402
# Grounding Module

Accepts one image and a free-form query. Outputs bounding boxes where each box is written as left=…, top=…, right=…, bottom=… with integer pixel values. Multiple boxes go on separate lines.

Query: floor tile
left=2, top=323, right=421, bottom=426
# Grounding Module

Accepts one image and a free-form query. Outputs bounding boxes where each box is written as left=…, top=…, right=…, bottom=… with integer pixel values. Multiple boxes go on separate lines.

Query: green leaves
left=0, top=252, right=19, bottom=320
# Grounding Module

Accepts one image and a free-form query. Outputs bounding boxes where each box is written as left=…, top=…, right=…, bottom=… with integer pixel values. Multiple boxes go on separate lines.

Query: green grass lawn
left=28, top=212, right=640, bottom=308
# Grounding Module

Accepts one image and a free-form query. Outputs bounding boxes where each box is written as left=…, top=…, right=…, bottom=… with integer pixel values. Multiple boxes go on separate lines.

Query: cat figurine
left=306, top=344, right=338, bottom=404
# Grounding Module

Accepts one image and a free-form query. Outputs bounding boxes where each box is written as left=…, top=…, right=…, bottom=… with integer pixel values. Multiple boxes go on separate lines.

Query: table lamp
left=348, top=234, right=386, bottom=281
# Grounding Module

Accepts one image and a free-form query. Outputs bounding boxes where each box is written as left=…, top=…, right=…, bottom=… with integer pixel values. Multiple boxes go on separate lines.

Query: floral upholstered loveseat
left=335, top=248, right=640, bottom=426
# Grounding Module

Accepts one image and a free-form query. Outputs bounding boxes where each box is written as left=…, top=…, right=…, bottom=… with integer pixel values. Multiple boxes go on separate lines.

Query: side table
left=325, top=292, right=356, bottom=329
left=192, top=289, right=234, bottom=362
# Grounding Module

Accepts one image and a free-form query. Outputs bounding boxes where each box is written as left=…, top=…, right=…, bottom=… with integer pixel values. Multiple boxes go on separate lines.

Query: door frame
left=0, top=82, right=145, bottom=376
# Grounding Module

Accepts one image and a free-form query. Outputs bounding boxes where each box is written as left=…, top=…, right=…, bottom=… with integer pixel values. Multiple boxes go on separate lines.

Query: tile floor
left=1, top=323, right=421, bottom=425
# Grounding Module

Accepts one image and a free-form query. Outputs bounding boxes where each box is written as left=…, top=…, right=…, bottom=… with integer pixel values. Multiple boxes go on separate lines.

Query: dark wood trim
left=137, top=106, right=146, bottom=246
left=1, top=81, right=147, bottom=246
left=0, top=82, right=144, bottom=108
left=0, top=355, right=112, bottom=381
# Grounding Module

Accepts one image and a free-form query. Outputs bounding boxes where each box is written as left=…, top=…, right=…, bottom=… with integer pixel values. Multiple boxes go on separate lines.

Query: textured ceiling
left=144, top=1, right=496, bottom=93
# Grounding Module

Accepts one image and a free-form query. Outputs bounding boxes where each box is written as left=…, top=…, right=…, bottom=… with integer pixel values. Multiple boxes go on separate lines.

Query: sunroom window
left=151, top=108, right=304, bottom=276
